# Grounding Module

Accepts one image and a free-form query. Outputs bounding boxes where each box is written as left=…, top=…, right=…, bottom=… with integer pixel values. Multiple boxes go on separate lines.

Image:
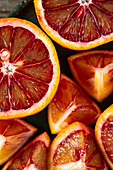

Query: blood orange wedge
left=3, top=132, right=50, bottom=170
left=95, top=104, right=113, bottom=169
left=48, top=122, right=107, bottom=169
left=0, top=18, right=60, bottom=119
left=34, top=0, right=113, bottom=51
left=0, top=119, right=37, bottom=165
left=68, top=50, right=113, bottom=102
left=48, top=74, right=101, bottom=134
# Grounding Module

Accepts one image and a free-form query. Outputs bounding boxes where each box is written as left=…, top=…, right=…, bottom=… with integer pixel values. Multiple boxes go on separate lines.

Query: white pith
left=0, top=49, right=17, bottom=75
left=24, top=164, right=39, bottom=170
left=79, top=0, right=92, bottom=5
left=0, top=135, right=6, bottom=150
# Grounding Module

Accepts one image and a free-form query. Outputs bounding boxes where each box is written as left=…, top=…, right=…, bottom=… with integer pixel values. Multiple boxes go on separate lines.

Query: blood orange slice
left=3, top=132, right=50, bottom=170
left=95, top=104, right=113, bottom=169
left=34, top=0, right=113, bottom=50
left=0, top=119, right=37, bottom=165
left=68, top=50, right=113, bottom=102
left=48, top=74, right=101, bottom=134
left=0, top=18, right=60, bottom=119
left=48, top=122, right=107, bottom=169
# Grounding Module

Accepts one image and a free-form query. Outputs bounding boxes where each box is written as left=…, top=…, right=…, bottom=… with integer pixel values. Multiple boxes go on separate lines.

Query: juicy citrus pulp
left=48, top=122, right=107, bottom=169
left=0, top=18, right=60, bottom=119
left=48, top=74, right=101, bottom=134
left=95, top=104, right=113, bottom=169
left=68, top=50, right=113, bottom=102
left=3, top=132, right=50, bottom=170
left=34, top=0, right=113, bottom=50
left=0, top=119, right=37, bottom=165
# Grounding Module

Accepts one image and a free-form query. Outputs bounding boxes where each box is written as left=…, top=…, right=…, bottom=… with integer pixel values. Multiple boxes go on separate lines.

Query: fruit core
left=0, top=49, right=16, bottom=75
left=79, top=0, right=92, bottom=5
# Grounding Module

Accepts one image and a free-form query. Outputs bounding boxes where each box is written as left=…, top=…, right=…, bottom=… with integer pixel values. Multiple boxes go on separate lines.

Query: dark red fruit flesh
left=42, top=0, right=113, bottom=42
left=7, top=140, right=48, bottom=170
left=101, top=116, right=113, bottom=163
left=53, top=130, right=105, bottom=169
left=0, top=26, right=53, bottom=112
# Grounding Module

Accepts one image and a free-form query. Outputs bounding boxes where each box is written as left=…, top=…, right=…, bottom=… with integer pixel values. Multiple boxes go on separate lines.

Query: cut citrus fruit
left=34, top=0, right=113, bottom=51
left=68, top=50, right=113, bottom=102
left=0, top=18, right=60, bottom=119
left=48, top=122, right=107, bottom=169
left=48, top=74, right=101, bottom=134
left=3, top=132, right=50, bottom=170
left=95, top=104, right=113, bottom=169
left=0, top=119, right=37, bottom=165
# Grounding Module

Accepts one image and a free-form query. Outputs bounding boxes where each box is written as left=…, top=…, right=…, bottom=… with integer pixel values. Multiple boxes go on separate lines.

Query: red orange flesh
left=34, top=0, right=113, bottom=50
left=3, top=132, right=50, bottom=170
left=68, top=51, right=113, bottom=101
left=48, top=122, right=107, bottom=169
left=95, top=104, right=113, bottom=169
left=0, top=119, right=37, bottom=165
left=0, top=18, right=60, bottom=119
left=48, top=74, right=101, bottom=134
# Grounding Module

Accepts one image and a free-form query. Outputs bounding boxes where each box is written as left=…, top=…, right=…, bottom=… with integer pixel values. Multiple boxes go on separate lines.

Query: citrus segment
left=3, top=132, right=50, bottom=170
left=95, top=104, right=113, bottom=169
left=48, top=74, right=101, bottom=134
left=0, top=119, right=37, bottom=165
left=0, top=18, right=60, bottom=119
left=68, top=51, right=113, bottom=102
left=48, top=122, right=107, bottom=169
left=34, top=0, right=113, bottom=50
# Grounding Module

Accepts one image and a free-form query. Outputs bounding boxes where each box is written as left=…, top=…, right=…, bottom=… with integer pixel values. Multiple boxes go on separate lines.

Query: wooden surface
left=0, top=0, right=22, bottom=18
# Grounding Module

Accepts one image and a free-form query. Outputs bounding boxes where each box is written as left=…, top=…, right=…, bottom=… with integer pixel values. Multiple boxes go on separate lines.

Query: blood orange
left=95, top=104, right=113, bottom=169
left=34, top=0, right=113, bottom=50
left=48, top=122, right=107, bottom=169
left=3, top=132, right=50, bottom=170
left=48, top=74, right=101, bottom=134
left=0, top=119, right=37, bottom=165
left=0, top=18, right=60, bottom=119
left=68, top=50, right=113, bottom=102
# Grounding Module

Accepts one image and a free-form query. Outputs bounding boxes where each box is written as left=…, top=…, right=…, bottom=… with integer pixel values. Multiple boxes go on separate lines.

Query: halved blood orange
left=0, top=119, right=37, bottom=165
left=68, top=50, right=113, bottom=102
left=95, top=104, right=113, bottom=169
left=48, top=122, right=107, bottom=169
left=0, top=18, right=60, bottom=119
left=3, top=132, right=50, bottom=170
left=34, top=0, right=113, bottom=51
left=48, top=74, right=101, bottom=134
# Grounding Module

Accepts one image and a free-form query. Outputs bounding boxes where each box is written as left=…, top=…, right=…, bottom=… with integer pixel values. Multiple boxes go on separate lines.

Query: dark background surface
left=0, top=0, right=113, bottom=169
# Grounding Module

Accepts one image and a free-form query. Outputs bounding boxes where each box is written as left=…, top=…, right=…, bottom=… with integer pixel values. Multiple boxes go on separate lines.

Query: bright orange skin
left=95, top=104, right=113, bottom=169
left=34, top=0, right=113, bottom=51
left=0, top=18, right=60, bottom=119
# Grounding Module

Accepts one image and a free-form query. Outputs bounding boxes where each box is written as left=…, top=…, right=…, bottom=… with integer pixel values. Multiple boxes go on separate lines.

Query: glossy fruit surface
left=0, top=18, right=60, bottom=119
left=3, top=132, right=50, bottom=170
left=68, top=51, right=113, bottom=102
left=48, top=122, right=107, bottom=169
left=0, top=119, right=37, bottom=165
left=95, top=104, right=113, bottom=169
left=34, top=0, right=113, bottom=50
left=48, top=74, right=101, bottom=134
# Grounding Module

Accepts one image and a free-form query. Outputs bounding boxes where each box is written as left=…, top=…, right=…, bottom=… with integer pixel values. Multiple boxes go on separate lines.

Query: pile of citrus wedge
left=0, top=0, right=113, bottom=169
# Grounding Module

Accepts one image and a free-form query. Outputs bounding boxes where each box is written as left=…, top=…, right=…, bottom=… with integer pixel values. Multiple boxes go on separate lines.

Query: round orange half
left=34, top=0, right=113, bottom=50
left=48, top=122, right=107, bottom=169
left=0, top=18, right=60, bottom=119
left=95, top=104, right=113, bottom=169
left=3, top=132, right=50, bottom=170
left=0, top=119, right=37, bottom=165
